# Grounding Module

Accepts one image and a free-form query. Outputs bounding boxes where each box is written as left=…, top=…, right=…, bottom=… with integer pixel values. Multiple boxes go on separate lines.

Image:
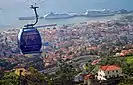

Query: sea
left=0, top=0, right=133, bottom=30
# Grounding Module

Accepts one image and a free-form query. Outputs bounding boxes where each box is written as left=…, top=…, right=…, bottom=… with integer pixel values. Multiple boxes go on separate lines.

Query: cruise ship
left=84, top=9, right=115, bottom=17
left=43, top=12, right=75, bottom=19
left=18, top=16, right=35, bottom=20
left=18, top=16, right=44, bottom=20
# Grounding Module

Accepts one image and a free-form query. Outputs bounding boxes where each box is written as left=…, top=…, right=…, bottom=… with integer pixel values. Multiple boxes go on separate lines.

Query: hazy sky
left=0, top=0, right=133, bottom=27
left=1, top=0, right=133, bottom=14
left=0, top=0, right=19, bottom=7
left=0, top=0, right=111, bottom=9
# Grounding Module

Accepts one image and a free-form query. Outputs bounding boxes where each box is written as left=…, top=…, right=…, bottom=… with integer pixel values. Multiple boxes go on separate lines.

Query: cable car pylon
left=18, top=5, right=42, bottom=54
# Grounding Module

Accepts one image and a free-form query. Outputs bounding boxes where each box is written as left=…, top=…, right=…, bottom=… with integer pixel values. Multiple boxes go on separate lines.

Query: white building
left=97, top=65, right=122, bottom=80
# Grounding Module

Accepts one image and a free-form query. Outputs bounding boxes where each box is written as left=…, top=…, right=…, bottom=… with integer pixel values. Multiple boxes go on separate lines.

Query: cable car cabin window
left=22, top=31, right=40, bottom=45
left=18, top=28, right=42, bottom=54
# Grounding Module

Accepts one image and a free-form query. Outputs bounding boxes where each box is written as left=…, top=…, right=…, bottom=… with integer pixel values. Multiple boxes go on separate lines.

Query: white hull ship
left=43, top=12, right=75, bottom=19
left=84, top=9, right=115, bottom=17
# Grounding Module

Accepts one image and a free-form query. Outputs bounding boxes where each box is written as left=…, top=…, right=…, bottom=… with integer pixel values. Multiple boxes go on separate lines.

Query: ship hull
left=85, top=14, right=115, bottom=17
left=44, top=16, right=75, bottom=19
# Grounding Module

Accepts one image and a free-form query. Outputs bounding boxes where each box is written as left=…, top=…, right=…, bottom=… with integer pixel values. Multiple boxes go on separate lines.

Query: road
left=40, top=55, right=100, bottom=73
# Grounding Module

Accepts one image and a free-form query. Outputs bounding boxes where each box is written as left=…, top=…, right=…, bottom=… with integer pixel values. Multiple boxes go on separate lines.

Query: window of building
left=112, top=70, right=114, bottom=72
left=112, top=75, right=115, bottom=78
left=108, top=71, right=109, bottom=74
left=116, top=70, right=118, bottom=72
left=117, top=74, right=119, bottom=77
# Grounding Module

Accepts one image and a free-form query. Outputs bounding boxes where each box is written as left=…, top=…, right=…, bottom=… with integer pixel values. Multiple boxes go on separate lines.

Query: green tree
left=0, top=70, right=4, bottom=79
left=0, top=72, right=19, bottom=85
left=25, top=67, right=47, bottom=85
left=119, top=77, right=133, bottom=85
left=54, top=59, right=77, bottom=85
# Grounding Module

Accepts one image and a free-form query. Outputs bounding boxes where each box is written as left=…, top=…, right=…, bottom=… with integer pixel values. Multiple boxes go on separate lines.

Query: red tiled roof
left=88, top=47, right=97, bottom=50
left=120, top=49, right=133, bottom=56
left=100, top=65, right=121, bottom=71
left=84, top=74, right=94, bottom=80
left=91, top=58, right=101, bottom=65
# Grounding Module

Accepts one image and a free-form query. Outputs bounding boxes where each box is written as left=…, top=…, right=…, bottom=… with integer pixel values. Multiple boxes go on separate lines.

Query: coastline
left=0, top=26, right=19, bottom=32
left=0, top=14, right=128, bottom=32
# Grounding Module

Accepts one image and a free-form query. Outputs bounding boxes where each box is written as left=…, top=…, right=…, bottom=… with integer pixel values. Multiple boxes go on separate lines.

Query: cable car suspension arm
left=25, top=5, right=39, bottom=27
left=31, top=5, right=39, bottom=26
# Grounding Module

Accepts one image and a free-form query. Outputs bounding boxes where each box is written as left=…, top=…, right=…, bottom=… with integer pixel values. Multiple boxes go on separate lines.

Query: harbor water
left=0, top=0, right=133, bottom=29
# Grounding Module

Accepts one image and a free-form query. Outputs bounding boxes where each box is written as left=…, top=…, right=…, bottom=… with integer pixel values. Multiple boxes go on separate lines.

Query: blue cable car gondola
left=18, top=5, right=42, bottom=54
left=18, top=27, right=42, bottom=54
